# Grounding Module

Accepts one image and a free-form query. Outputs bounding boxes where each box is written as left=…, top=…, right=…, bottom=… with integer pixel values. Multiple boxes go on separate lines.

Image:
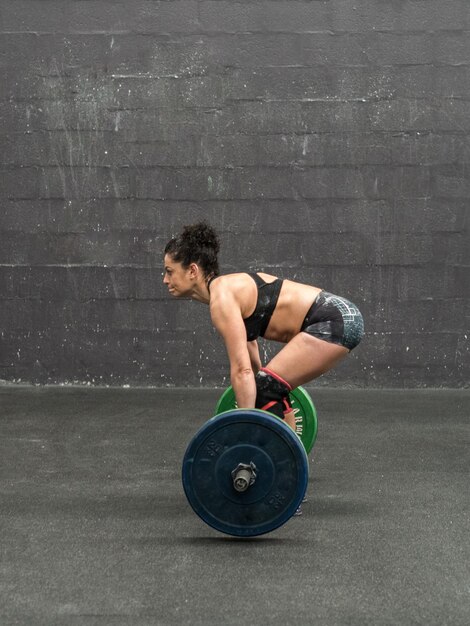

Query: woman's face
left=163, top=254, right=194, bottom=297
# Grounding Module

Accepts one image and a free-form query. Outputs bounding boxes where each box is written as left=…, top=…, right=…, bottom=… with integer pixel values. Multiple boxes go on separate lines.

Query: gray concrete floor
left=0, top=387, right=469, bottom=626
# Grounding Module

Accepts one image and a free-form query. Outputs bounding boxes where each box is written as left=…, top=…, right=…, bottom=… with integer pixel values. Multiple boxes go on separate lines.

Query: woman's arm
left=210, top=291, right=257, bottom=409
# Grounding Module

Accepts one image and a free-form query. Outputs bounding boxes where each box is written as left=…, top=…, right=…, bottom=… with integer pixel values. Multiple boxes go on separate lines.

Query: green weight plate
left=214, top=385, right=318, bottom=453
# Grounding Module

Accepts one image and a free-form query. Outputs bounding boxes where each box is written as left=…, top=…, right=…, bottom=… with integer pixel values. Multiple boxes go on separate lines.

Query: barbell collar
left=231, top=462, right=257, bottom=492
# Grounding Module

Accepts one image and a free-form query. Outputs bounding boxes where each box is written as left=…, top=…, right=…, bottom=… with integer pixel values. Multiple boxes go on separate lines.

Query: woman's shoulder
left=209, top=273, right=257, bottom=311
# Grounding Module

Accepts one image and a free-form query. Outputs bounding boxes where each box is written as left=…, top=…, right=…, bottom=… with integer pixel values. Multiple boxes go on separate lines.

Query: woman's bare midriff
left=229, top=272, right=322, bottom=344
left=258, top=274, right=321, bottom=343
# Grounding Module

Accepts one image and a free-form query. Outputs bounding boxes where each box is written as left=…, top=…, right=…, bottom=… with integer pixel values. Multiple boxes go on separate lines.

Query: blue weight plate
left=182, top=409, right=309, bottom=537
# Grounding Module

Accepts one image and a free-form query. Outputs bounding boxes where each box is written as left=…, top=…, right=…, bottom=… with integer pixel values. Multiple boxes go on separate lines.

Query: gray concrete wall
left=1, top=0, right=469, bottom=388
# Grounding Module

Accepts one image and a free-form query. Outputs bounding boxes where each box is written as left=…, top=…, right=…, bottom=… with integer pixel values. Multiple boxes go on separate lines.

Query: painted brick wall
left=1, top=0, right=469, bottom=388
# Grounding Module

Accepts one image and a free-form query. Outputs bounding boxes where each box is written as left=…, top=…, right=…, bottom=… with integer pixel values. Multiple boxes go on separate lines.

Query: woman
left=163, top=222, right=364, bottom=431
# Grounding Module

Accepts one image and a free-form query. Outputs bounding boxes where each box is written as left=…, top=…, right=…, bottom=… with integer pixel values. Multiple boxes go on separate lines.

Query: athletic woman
left=163, top=222, right=364, bottom=431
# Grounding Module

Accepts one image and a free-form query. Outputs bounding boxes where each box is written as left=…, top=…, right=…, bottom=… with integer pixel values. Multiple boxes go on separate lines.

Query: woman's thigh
left=265, top=333, right=349, bottom=389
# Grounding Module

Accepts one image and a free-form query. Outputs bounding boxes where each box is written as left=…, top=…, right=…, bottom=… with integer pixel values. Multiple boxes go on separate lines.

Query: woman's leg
left=266, top=333, right=352, bottom=516
left=264, top=333, right=349, bottom=431
left=265, top=332, right=349, bottom=390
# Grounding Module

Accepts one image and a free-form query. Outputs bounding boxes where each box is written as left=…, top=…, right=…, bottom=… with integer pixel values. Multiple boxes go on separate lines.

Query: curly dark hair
left=164, top=222, right=220, bottom=278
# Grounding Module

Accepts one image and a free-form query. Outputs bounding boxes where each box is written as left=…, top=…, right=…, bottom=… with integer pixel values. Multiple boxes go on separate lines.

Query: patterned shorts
left=300, top=291, right=364, bottom=351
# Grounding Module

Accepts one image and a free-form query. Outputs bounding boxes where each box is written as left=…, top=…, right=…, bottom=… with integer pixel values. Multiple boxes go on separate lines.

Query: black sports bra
left=243, top=273, right=283, bottom=341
